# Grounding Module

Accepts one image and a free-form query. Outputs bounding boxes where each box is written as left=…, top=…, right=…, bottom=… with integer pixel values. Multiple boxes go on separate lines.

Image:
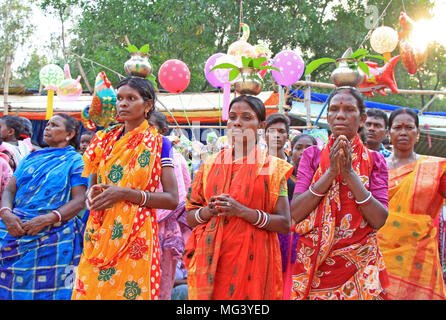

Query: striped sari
left=72, top=120, right=164, bottom=300
left=377, top=156, right=446, bottom=300
left=0, top=146, right=87, bottom=300
left=184, top=146, right=293, bottom=300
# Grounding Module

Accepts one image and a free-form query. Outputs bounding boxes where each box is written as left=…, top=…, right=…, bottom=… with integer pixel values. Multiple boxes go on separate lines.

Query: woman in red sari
left=184, top=95, right=293, bottom=300
left=291, top=87, right=390, bottom=300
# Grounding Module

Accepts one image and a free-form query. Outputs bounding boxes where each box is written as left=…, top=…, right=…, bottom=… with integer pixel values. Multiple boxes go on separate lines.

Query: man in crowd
left=365, top=108, right=392, bottom=158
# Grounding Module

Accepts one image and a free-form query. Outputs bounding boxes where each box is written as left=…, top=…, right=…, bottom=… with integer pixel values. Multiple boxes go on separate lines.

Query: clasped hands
left=206, top=193, right=244, bottom=217
left=86, top=184, right=121, bottom=211
left=328, top=135, right=355, bottom=178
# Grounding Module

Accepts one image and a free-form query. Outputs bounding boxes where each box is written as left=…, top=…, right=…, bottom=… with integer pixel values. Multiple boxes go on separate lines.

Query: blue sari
left=0, top=146, right=88, bottom=300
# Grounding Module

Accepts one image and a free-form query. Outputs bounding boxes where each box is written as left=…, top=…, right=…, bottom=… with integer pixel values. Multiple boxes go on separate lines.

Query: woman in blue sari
left=0, top=113, right=88, bottom=300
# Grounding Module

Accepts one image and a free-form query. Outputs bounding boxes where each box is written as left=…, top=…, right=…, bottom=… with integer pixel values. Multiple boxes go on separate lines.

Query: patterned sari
left=0, top=146, right=87, bottom=300
left=377, top=156, right=446, bottom=300
left=184, top=146, right=293, bottom=300
left=72, top=120, right=163, bottom=300
left=291, top=134, right=388, bottom=300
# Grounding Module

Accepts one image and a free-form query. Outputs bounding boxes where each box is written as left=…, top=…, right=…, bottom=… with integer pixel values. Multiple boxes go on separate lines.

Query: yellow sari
left=377, top=156, right=446, bottom=300
left=72, top=120, right=163, bottom=300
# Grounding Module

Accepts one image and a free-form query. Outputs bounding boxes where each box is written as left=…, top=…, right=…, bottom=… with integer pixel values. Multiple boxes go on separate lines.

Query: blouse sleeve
left=70, top=154, right=89, bottom=188
left=294, top=145, right=321, bottom=194
left=370, top=150, right=389, bottom=209
left=161, top=136, right=174, bottom=168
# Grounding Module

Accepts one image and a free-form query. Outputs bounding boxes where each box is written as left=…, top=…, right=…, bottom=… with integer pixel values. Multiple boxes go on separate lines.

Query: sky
left=11, top=0, right=446, bottom=72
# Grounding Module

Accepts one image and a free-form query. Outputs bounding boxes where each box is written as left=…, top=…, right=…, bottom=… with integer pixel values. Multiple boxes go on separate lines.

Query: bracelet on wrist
left=195, top=207, right=207, bottom=224
left=355, top=191, right=372, bottom=205
left=51, top=210, right=62, bottom=222
left=309, top=185, right=326, bottom=197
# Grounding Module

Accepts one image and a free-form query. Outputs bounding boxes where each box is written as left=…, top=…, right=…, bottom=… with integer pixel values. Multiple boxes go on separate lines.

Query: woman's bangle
left=144, top=191, right=151, bottom=207
left=51, top=210, right=62, bottom=222
left=195, top=208, right=207, bottom=224
left=258, top=211, right=270, bottom=229
left=0, top=207, right=12, bottom=218
left=309, top=185, right=326, bottom=197
left=139, top=190, right=147, bottom=206
left=355, top=191, right=372, bottom=205
left=253, top=210, right=263, bottom=226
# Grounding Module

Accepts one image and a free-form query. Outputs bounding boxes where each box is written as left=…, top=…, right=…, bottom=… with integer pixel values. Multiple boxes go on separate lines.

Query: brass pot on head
left=233, top=67, right=263, bottom=96
left=124, top=52, right=153, bottom=78
left=330, top=58, right=363, bottom=88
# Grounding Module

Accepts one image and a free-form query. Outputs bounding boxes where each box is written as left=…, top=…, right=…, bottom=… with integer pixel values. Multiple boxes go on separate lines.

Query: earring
left=66, top=137, right=70, bottom=141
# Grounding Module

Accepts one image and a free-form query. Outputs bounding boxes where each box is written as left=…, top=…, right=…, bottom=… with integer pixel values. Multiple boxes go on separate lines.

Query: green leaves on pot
left=304, top=58, right=336, bottom=76
left=210, top=56, right=279, bottom=82
left=125, top=43, right=150, bottom=54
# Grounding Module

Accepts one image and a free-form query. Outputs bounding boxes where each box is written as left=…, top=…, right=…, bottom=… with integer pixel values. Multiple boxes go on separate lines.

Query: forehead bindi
left=330, top=93, right=358, bottom=108
left=392, top=114, right=416, bottom=127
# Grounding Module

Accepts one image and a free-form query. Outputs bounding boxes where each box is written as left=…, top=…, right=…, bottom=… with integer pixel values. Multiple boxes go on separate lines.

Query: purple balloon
left=204, top=52, right=226, bottom=89
left=271, top=50, right=305, bottom=87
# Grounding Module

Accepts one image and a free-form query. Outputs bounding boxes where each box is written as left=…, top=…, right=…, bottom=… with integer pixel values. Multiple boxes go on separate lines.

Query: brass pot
left=330, top=58, right=363, bottom=87
left=234, top=67, right=263, bottom=96
left=124, top=52, right=153, bottom=78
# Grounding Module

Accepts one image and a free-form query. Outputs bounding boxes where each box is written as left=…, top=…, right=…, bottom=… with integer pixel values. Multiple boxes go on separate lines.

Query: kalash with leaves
left=210, top=56, right=279, bottom=95
left=124, top=43, right=157, bottom=88
left=304, top=47, right=388, bottom=87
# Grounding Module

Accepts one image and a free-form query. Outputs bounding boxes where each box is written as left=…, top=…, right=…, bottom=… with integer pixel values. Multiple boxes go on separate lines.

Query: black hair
left=388, top=108, right=419, bottom=129
left=116, top=77, right=157, bottom=120
left=265, top=113, right=290, bottom=133
left=229, top=95, right=266, bottom=122
left=149, top=110, right=169, bottom=135
left=366, top=108, right=389, bottom=129
left=327, top=87, right=366, bottom=116
left=0, top=115, right=23, bottom=140
left=291, top=133, right=317, bottom=150
left=54, top=113, right=80, bottom=150
left=18, top=117, right=33, bottom=139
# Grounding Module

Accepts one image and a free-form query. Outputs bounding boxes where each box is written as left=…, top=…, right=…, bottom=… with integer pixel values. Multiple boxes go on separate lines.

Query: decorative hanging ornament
left=227, top=23, right=257, bottom=60
left=56, top=64, right=83, bottom=102
left=39, top=64, right=65, bottom=120
left=370, top=26, right=399, bottom=60
left=357, top=55, right=400, bottom=97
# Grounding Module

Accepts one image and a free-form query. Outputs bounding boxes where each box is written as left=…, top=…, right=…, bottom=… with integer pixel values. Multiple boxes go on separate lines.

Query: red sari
left=291, top=134, right=389, bottom=300
left=184, top=146, right=293, bottom=300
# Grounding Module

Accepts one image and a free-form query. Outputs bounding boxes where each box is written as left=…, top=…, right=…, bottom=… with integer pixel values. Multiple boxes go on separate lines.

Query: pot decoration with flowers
left=210, top=55, right=279, bottom=96
left=124, top=43, right=157, bottom=88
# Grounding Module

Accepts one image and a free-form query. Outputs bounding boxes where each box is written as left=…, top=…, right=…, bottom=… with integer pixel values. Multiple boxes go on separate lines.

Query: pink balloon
left=204, top=53, right=226, bottom=89
left=271, top=50, right=305, bottom=87
left=158, top=59, right=191, bottom=93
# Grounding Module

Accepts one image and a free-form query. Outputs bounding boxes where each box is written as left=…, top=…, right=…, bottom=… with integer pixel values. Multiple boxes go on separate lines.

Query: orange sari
left=377, top=156, right=446, bottom=300
left=72, top=120, right=163, bottom=300
left=184, top=146, right=293, bottom=300
left=291, top=134, right=389, bottom=300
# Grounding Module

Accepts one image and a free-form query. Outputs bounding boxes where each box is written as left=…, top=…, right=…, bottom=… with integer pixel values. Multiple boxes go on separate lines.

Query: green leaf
left=125, top=44, right=139, bottom=53
left=139, top=44, right=150, bottom=54
left=210, top=63, right=239, bottom=72
left=363, top=54, right=387, bottom=62
left=357, top=61, right=370, bottom=75
left=257, top=65, right=279, bottom=72
left=241, top=56, right=250, bottom=67
left=304, top=58, right=336, bottom=75
left=252, top=56, right=267, bottom=69
left=228, top=68, right=240, bottom=81
left=350, top=48, right=369, bottom=59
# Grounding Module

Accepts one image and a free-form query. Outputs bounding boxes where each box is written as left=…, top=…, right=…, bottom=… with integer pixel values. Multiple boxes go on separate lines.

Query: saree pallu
left=184, top=147, right=293, bottom=300
left=0, top=146, right=87, bottom=300
left=377, top=156, right=446, bottom=300
left=73, top=121, right=163, bottom=300
left=291, top=134, right=388, bottom=300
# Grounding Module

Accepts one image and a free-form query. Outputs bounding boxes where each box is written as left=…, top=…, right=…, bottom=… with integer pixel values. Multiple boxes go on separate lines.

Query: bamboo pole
left=76, top=59, right=93, bottom=94
left=304, top=74, right=312, bottom=126
left=170, top=125, right=315, bottom=130
left=3, top=56, right=11, bottom=115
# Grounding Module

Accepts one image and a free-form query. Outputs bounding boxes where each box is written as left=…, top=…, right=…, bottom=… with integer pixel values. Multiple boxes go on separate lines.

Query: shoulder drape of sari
left=291, top=134, right=389, bottom=300
left=0, top=146, right=87, bottom=300
left=73, top=120, right=164, bottom=300
left=184, top=146, right=293, bottom=300
left=377, top=156, right=446, bottom=300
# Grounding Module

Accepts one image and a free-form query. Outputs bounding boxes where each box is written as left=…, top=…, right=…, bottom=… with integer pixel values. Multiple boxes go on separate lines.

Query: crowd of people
left=0, top=78, right=445, bottom=300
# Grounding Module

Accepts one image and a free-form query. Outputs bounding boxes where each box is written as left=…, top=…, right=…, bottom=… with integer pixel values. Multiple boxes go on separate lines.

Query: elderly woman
left=291, top=87, right=390, bottom=300
left=72, top=77, right=178, bottom=300
left=184, top=95, right=293, bottom=300
left=377, top=108, right=446, bottom=300
left=0, top=113, right=88, bottom=300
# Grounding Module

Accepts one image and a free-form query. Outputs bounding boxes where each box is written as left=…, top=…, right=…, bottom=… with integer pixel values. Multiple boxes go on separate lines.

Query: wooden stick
left=3, top=56, right=11, bottom=115
left=76, top=59, right=93, bottom=94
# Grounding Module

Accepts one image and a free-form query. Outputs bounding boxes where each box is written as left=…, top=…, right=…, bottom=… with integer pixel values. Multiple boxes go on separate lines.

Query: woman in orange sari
left=291, top=87, right=390, bottom=300
left=377, top=108, right=446, bottom=300
left=184, top=95, right=293, bottom=300
left=72, top=77, right=178, bottom=300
